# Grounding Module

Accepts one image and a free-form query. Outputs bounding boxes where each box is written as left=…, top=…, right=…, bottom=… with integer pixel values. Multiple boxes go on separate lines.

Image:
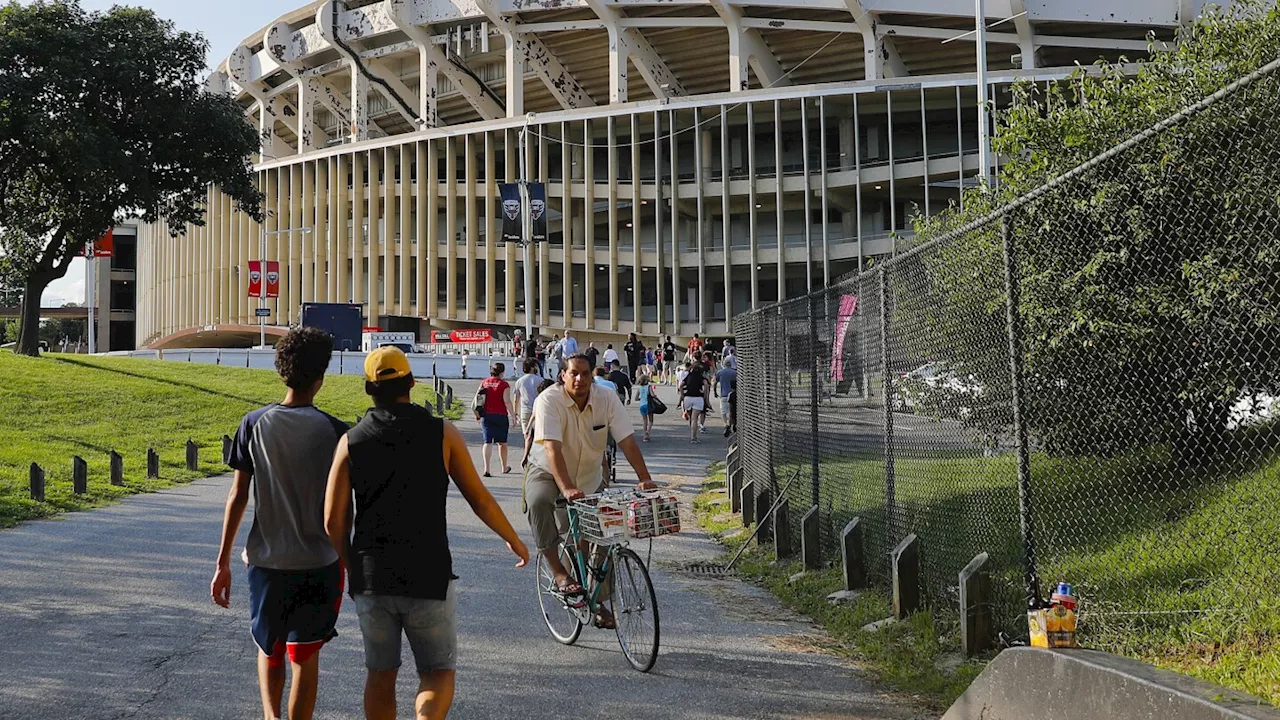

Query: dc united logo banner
left=265, top=261, right=280, bottom=299
left=500, top=183, right=521, bottom=242
left=247, top=260, right=263, bottom=297
left=529, top=183, right=547, bottom=242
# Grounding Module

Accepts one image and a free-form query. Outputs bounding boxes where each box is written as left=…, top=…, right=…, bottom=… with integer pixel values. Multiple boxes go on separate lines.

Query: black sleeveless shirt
left=346, top=403, right=453, bottom=600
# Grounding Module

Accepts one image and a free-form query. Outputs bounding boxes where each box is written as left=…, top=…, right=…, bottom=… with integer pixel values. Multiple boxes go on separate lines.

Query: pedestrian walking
left=560, top=329, right=578, bottom=356
left=583, top=342, right=599, bottom=368
left=714, top=358, right=737, bottom=437
left=661, top=335, right=679, bottom=384
left=608, top=359, right=632, bottom=405
left=546, top=334, right=563, bottom=379
left=212, top=327, right=348, bottom=720
left=678, top=359, right=709, bottom=443
left=602, top=343, right=619, bottom=367
left=623, top=333, right=645, bottom=383
left=475, top=362, right=516, bottom=476
left=512, top=359, right=543, bottom=435
left=324, top=347, right=529, bottom=720
left=637, top=372, right=657, bottom=442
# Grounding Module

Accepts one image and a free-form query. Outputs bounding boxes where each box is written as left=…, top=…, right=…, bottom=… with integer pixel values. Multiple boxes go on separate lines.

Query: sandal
left=503, top=465, right=512, bottom=474
left=593, top=607, right=617, bottom=630
left=555, top=578, right=586, bottom=608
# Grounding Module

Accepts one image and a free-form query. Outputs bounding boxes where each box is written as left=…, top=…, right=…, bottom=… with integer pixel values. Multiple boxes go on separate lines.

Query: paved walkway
left=0, top=379, right=925, bottom=719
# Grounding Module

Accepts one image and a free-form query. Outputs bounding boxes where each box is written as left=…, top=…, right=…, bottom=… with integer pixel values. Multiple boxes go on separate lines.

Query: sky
left=42, top=0, right=302, bottom=306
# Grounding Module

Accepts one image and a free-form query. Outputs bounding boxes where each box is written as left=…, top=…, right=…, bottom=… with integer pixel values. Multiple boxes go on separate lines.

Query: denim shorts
left=481, top=413, right=510, bottom=444
left=353, top=582, right=457, bottom=673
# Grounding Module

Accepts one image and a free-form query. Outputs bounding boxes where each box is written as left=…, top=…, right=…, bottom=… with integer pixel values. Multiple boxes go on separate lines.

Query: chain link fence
left=734, top=56, right=1280, bottom=647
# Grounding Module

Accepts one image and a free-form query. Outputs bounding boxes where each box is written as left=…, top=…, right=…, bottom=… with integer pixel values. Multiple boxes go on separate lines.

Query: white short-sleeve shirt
left=528, top=384, right=634, bottom=493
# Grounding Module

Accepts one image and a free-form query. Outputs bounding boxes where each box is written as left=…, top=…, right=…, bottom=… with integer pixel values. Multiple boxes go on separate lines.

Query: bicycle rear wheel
left=536, top=544, right=584, bottom=645
left=611, top=547, right=660, bottom=672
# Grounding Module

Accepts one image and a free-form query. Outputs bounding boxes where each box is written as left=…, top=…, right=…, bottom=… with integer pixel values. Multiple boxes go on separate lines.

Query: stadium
left=134, top=0, right=1191, bottom=349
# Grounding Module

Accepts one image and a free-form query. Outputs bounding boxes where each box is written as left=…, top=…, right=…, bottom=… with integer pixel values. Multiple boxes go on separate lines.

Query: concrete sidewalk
left=0, top=384, right=925, bottom=719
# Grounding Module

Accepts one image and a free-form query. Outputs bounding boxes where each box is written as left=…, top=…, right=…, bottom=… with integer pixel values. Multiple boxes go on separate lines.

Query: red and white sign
left=247, top=261, right=281, bottom=298
left=362, top=326, right=382, bottom=333
left=93, top=229, right=114, bottom=257
left=433, top=329, right=493, bottom=343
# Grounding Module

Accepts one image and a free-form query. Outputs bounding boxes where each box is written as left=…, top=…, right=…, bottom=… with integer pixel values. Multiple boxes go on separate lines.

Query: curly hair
left=274, top=327, right=334, bottom=390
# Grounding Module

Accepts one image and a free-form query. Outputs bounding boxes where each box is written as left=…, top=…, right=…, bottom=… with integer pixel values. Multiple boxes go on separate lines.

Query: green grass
left=741, top=431, right=1280, bottom=706
left=0, top=352, right=462, bottom=528
left=692, top=467, right=988, bottom=710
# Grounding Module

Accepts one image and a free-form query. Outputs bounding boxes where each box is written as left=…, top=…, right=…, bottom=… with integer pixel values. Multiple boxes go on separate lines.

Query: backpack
left=472, top=386, right=487, bottom=418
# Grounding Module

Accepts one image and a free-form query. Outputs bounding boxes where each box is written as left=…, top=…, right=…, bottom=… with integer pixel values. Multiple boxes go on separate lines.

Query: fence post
left=1001, top=212, right=1043, bottom=609
left=222, top=435, right=233, bottom=465
left=960, top=552, right=993, bottom=656
left=807, top=293, right=821, bottom=549
left=110, top=450, right=123, bottom=486
left=147, top=448, right=160, bottom=479
left=891, top=533, right=921, bottom=620
left=72, top=456, right=87, bottom=495
left=29, top=463, right=45, bottom=502
left=741, top=480, right=756, bottom=527
left=756, top=487, right=773, bottom=541
left=185, top=440, right=198, bottom=471
left=774, top=498, right=792, bottom=559
left=841, top=517, right=868, bottom=591
left=879, top=265, right=897, bottom=549
left=445, top=385, right=453, bottom=408
left=802, top=504, right=821, bottom=570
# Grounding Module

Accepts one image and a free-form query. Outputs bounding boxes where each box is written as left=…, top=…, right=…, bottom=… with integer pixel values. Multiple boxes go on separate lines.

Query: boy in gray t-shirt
left=212, top=327, right=347, bottom=720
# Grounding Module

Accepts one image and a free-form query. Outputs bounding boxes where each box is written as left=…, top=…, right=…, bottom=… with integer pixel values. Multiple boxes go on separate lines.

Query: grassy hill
left=0, top=352, right=459, bottom=528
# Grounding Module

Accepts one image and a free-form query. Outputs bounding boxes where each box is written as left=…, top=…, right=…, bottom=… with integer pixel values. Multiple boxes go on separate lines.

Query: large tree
left=905, top=0, right=1280, bottom=458
left=0, top=1, right=262, bottom=356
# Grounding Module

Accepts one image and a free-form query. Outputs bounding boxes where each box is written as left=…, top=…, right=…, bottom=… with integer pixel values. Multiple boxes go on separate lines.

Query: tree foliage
left=908, top=0, right=1280, bottom=457
left=0, top=0, right=262, bottom=355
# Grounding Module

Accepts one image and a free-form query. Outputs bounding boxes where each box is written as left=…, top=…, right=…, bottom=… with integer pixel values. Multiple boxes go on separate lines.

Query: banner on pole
left=829, top=294, right=858, bottom=381
left=265, top=261, right=280, bottom=298
left=499, top=183, right=521, bottom=242
left=92, top=229, right=114, bottom=257
left=247, top=261, right=263, bottom=297
left=529, top=182, right=547, bottom=242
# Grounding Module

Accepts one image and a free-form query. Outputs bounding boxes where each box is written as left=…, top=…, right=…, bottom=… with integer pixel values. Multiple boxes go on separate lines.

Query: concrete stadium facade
left=136, top=0, right=1199, bottom=348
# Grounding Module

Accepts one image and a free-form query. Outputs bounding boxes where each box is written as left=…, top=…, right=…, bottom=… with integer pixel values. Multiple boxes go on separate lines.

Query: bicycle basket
left=571, top=490, right=681, bottom=545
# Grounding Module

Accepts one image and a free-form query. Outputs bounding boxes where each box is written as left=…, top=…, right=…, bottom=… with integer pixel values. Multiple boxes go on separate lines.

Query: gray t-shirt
left=715, top=367, right=737, bottom=397
left=228, top=404, right=347, bottom=570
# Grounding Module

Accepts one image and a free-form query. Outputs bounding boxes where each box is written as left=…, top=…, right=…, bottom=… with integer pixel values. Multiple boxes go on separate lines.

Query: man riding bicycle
left=525, top=353, right=657, bottom=629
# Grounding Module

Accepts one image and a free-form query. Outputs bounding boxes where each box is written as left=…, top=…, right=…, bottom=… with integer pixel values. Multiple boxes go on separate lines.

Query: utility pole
left=86, top=253, right=95, bottom=354
left=519, top=113, right=537, bottom=343
left=976, top=0, right=991, bottom=188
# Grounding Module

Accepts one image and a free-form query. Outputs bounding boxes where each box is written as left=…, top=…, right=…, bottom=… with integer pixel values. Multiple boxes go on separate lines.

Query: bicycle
left=534, top=488, right=680, bottom=672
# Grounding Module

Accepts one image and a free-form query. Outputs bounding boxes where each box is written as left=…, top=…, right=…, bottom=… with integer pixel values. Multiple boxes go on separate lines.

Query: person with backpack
left=475, top=362, right=515, bottom=477
left=636, top=371, right=658, bottom=442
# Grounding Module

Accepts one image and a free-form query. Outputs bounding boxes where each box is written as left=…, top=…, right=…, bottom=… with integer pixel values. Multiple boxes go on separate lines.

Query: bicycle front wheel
left=536, top=544, right=584, bottom=645
left=611, top=547, right=660, bottom=672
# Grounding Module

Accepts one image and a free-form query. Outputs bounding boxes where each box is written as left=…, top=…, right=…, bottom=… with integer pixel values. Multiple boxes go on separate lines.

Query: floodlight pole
left=259, top=226, right=312, bottom=347
left=87, top=253, right=95, bottom=354
left=519, top=114, right=536, bottom=344
left=976, top=0, right=991, bottom=188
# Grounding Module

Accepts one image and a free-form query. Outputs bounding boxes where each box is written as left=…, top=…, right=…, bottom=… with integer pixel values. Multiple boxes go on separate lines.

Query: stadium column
left=316, top=157, right=330, bottom=304
left=583, top=119, right=595, bottom=326
left=301, top=161, right=314, bottom=311
left=696, top=112, right=709, bottom=330
left=720, top=105, right=732, bottom=326
left=290, top=163, right=304, bottom=324
left=747, top=103, right=759, bottom=310
left=239, top=189, right=251, bottom=324
left=652, top=111, right=663, bottom=333
left=350, top=153, right=364, bottom=319
left=415, top=141, right=428, bottom=319
left=504, top=129, right=518, bottom=326
left=607, top=116, right=619, bottom=333
left=399, top=144, right=412, bottom=318
left=630, top=114, right=642, bottom=334
left=223, top=189, right=234, bottom=324
left=669, top=109, right=681, bottom=336
left=464, top=135, right=478, bottom=322
left=563, top=123, right=576, bottom=324
left=774, top=100, right=785, bottom=304
left=445, top=137, right=458, bottom=322
left=336, top=154, right=350, bottom=306
left=369, top=149, right=383, bottom=329
left=384, top=146, right=397, bottom=317
left=802, top=100, right=813, bottom=294
left=426, top=139, right=440, bottom=321
left=265, top=168, right=279, bottom=331
left=538, top=125, right=551, bottom=329
left=484, top=132, right=497, bottom=324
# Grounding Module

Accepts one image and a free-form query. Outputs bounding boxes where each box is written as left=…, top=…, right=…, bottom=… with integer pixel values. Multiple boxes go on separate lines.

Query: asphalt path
left=0, top=378, right=926, bottom=720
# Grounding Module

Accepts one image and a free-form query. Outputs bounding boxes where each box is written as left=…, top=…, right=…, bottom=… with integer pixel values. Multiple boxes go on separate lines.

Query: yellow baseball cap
left=364, top=346, right=412, bottom=382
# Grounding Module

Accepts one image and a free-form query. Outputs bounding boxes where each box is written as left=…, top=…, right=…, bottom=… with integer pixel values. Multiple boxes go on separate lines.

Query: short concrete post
left=147, top=448, right=160, bottom=479
left=72, top=456, right=88, bottom=495
left=741, top=480, right=756, bottom=526
left=110, top=451, right=123, bottom=487
left=802, top=504, right=821, bottom=570
left=841, top=518, right=868, bottom=591
left=728, top=467, right=743, bottom=513
left=436, top=391, right=444, bottom=415
left=726, top=444, right=739, bottom=476
left=756, top=488, right=773, bottom=541
left=891, top=533, right=921, bottom=620
left=959, top=552, right=992, bottom=657
left=221, top=435, right=233, bottom=465
left=773, top=499, right=792, bottom=558
left=29, top=463, right=45, bottom=502
left=185, top=440, right=198, bottom=471
left=445, top=385, right=453, bottom=407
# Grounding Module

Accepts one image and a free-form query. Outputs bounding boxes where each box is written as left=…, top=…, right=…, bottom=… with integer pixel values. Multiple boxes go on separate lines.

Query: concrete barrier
left=189, top=349, right=220, bottom=365
left=246, top=349, right=275, bottom=370
left=118, top=347, right=503, bottom=379
left=943, top=647, right=1280, bottom=720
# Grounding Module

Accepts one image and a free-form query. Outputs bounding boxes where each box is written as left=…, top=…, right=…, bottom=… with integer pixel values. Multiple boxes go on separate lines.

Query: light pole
left=259, top=226, right=312, bottom=347
left=519, top=113, right=537, bottom=343
left=975, top=0, right=991, bottom=188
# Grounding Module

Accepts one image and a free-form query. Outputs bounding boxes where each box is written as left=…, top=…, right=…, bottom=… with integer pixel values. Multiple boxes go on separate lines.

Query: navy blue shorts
left=481, top=413, right=510, bottom=444
left=247, top=560, right=343, bottom=667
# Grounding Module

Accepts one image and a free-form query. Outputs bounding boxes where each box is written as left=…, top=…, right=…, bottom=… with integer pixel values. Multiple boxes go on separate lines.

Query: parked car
left=894, top=361, right=984, bottom=419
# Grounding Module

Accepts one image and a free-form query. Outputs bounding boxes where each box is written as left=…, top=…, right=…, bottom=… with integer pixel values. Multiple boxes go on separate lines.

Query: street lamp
left=519, top=112, right=537, bottom=343
left=258, top=226, right=312, bottom=347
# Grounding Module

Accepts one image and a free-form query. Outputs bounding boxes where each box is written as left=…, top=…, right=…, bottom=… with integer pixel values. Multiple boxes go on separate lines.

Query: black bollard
left=110, top=450, right=124, bottom=487
left=185, top=440, right=198, bottom=471
left=147, top=448, right=160, bottom=479
left=29, top=463, right=45, bottom=502
left=73, top=456, right=88, bottom=495
left=222, top=435, right=233, bottom=465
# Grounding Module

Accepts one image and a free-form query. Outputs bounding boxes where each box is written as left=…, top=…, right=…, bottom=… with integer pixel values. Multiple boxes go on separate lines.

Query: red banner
left=93, top=229, right=114, bottom=257
left=434, top=329, right=492, bottom=343
left=265, top=261, right=280, bottom=299
left=247, top=261, right=263, bottom=297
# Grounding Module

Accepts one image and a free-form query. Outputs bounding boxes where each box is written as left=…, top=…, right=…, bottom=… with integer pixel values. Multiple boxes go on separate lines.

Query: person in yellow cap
left=324, top=347, right=529, bottom=720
